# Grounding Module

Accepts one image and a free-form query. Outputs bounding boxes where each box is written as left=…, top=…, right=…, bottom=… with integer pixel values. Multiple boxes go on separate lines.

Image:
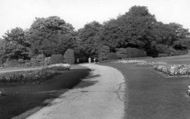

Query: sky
left=0, top=0, right=190, bottom=37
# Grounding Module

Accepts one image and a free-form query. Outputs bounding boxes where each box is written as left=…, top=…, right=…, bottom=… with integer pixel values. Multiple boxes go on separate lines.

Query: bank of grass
left=146, top=54, right=190, bottom=64
left=0, top=65, right=90, bottom=119
left=104, top=62, right=190, bottom=119
left=0, top=64, right=71, bottom=83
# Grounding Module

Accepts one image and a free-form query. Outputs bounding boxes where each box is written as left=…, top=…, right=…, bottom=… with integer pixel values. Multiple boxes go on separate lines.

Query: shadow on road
left=75, top=74, right=100, bottom=88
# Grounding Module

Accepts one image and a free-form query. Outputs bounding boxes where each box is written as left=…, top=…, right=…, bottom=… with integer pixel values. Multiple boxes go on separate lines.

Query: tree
left=77, top=21, right=103, bottom=58
left=98, top=45, right=110, bottom=61
left=1, top=27, right=30, bottom=60
left=100, top=6, right=157, bottom=54
left=100, top=19, right=126, bottom=51
left=28, top=16, right=76, bottom=56
left=64, top=49, right=75, bottom=64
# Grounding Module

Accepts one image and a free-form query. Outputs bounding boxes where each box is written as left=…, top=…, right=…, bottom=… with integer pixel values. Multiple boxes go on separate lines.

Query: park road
left=27, top=64, right=126, bottom=119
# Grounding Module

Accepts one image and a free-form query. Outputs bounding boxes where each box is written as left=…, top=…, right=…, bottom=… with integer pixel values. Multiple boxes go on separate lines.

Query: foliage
left=98, top=45, right=110, bottom=61
left=77, top=21, right=103, bottom=58
left=154, top=64, right=190, bottom=76
left=99, top=6, right=189, bottom=57
left=0, top=6, right=189, bottom=63
left=49, top=54, right=64, bottom=64
left=1, top=27, right=30, bottom=61
left=107, top=53, right=120, bottom=60
left=29, top=54, right=46, bottom=66
left=28, top=16, right=76, bottom=56
left=116, top=48, right=146, bottom=58
left=116, top=48, right=128, bottom=59
left=3, top=59, right=21, bottom=67
left=64, top=49, right=75, bottom=64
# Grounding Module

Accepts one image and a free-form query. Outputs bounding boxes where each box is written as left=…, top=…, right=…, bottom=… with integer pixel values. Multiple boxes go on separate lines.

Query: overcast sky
left=0, top=0, right=190, bottom=37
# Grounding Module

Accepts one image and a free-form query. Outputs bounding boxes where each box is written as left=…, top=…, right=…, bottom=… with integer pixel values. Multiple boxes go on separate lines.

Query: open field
left=0, top=65, right=90, bottom=119
left=104, top=55, right=190, bottom=119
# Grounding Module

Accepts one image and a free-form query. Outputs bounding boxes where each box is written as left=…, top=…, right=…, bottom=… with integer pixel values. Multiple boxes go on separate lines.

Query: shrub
left=116, top=48, right=128, bottom=59
left=116, top=48, right=146, bottom=58
left=30, top=54, right=46, bottom=66
left=64, top=49, right=75, bottom=64
left=156, top=44, right=170, bottom=54
left=173, top=40, right=187, bottom=50
left=170, top=49, right=188, bottom=56
left=107, top=53, right=120, bottom=60
left=50, top=54, right=64, bottom=64
left=98, top=45, right=110, bottom=61
left=3, top=59, right=20, bottom=67
left=156, top=45, right=188, bottom=57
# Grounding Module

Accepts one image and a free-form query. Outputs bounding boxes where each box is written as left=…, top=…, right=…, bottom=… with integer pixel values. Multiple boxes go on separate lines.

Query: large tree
left=100, top=19, right=126, bottom=51
left=28, top=16, right=76, bottom=56
left=100, top=6, right=189, bottom=57
left=77, top=21, right=103, bottom=58
left=1, top=27, right=30, bottom=60
left=100, top=6, right=157, bottom=53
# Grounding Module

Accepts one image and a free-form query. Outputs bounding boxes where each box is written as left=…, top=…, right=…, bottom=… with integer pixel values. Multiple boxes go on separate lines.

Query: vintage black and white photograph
left=0, top=0, right=190, bottom=119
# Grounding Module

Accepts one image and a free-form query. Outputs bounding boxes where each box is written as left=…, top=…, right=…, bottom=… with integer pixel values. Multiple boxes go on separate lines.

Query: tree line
left=0, top=6, right=189, bottom=64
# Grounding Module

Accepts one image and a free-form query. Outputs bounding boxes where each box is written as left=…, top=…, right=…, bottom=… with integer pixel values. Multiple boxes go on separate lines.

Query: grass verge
left=104, top=62, right=190, bottom=119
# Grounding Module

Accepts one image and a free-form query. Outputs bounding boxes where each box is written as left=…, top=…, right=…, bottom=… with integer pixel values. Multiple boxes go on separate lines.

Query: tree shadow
left=74, top=74, right=100, bottom=88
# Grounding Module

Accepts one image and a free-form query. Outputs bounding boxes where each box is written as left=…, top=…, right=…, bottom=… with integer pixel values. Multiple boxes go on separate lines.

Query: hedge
left=116, top=48, right=147, bottom=58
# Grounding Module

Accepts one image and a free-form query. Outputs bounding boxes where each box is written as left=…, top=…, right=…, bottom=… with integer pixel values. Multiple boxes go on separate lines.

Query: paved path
left=27, top=64, right=126, bottom=119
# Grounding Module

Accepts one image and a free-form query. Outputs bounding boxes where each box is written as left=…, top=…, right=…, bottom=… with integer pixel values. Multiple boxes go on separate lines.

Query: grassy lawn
left=147, top=54, right=190, bottom=64
left=0, top=66, right=90, bottom=119
left=105, top=62, right=190, bottom=119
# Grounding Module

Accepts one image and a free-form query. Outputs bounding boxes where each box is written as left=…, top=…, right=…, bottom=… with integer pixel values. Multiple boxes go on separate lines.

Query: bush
left=116, top=48, right=128, bottom=59
left=107, top=53, right=120, bottom=60
left=98, top=45, right=110, bottom=61
left=3, top=59, right=20, bottom=67
left=156, top=45, right=188, bottom=57
left=116, top=48, right=146, bottom=58
left=30, top=54, right=46, bottom=66
left=50, top=54, right=64, bottom=64
left=156, top=44, right=170, bottom=54
left=64, top=49, right=75, bottom=64
left=170, top=49, right=188, bottom=56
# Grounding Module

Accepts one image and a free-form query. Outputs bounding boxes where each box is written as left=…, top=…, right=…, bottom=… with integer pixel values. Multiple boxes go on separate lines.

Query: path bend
left=27, top=64, right=126, bottom=119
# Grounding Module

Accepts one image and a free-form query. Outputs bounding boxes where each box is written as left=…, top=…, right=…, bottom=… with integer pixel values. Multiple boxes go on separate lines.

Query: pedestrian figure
left=187, top=84, right=190, bottom=96
left=88, top=57, right=91, bottom=63
left=77, top=58, right=80, bottom=64
left=93, top=58, right=96, bottom=63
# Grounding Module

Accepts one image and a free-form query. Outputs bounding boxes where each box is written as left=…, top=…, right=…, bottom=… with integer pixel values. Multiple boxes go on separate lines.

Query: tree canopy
left=0, top=6, right=189, bottom=63
left=28, top=16, right=76, bottom=56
